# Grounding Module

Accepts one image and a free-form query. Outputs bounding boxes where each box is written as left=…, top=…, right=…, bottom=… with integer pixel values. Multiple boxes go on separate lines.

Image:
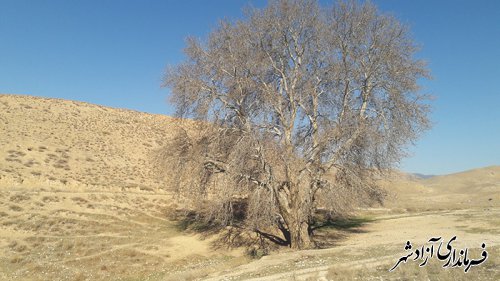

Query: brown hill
left=379, top=166, right=500, bottom=213
left=0, top=94, right=243, bottom=281
left=0, top=94, right=498, bottom=280
left=422, top=165, right=500, bottom=193
left=0, top=94, right=180, bottom=191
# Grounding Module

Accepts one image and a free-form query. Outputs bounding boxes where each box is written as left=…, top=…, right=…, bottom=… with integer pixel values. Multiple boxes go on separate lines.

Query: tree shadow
left=171, top=205, right=286, bottom=255
left=172, top=210, right=224, bottom=235
left=170, top=205, right=375, bottom=251
left=312, top=216, right=374, bottom=232
left=311, top=216, right=374, bottom=249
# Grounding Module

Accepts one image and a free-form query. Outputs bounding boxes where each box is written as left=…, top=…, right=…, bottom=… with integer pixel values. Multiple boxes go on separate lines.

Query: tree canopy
left=162, top=0, right=430, bottom=249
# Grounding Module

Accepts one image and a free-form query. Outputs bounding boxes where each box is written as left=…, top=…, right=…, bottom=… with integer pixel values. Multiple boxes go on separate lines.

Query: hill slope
left=422, top=165, right=500, bottom=193
left=0, top=94, right=178, bottom=191
left=0, top=94, right=498, bottom=280
left=0, top=94, right=247, bottom=281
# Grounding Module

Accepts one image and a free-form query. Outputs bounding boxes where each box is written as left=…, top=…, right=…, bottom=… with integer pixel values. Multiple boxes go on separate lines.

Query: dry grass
left=0, top=94, right=498, bottom=280
left=326, top=245, right=499, bottom=281
left=0, top=188, right=247, bottom=281
left=0, top=94, right=182, bottom=191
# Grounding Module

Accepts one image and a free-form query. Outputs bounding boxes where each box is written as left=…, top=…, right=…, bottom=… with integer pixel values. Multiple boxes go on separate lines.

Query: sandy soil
left=1, top=94, right=498, bottom=280
left=202, top=207, right=499, bottom=280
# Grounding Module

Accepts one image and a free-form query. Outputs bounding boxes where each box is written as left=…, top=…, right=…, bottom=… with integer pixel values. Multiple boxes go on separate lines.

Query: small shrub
left=9, top=205, right=23, bottom=212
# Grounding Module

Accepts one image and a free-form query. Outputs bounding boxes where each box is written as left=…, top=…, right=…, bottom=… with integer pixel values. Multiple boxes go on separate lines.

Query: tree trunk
left=288, top=216, right=311, bottom=249
left=285, top=181, right=313, bottom=249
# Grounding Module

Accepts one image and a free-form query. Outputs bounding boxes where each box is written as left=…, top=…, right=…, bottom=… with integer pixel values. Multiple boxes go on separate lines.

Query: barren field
left=1, top=94, right=498, bottom=280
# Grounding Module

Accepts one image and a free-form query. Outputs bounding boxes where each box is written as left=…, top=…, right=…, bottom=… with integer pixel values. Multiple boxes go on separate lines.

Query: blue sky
left=1, top=0, right=499, bottom=175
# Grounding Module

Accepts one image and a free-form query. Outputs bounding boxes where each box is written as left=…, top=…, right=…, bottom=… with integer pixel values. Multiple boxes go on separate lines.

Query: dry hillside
left=379, top=166, right=500, bottom=214
left=423, top=166, right=500, bottom=192
left=0, top=94, right=498, bottom=280
left=0, top=94, right=178, bottom=191
left=0, top=94, right=248, bottom=281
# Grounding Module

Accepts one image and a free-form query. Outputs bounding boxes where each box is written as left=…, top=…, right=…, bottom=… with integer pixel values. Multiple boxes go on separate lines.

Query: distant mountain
left=411, top=173, right=435, bottom=179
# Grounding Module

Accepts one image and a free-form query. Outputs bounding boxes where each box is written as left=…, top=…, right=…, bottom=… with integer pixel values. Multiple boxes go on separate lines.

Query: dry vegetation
left=0, top=94, right=498, bottom=280
left=0, top=94, right=247, bottom=280
left=0, top=94, right=181, bottom=190
left=164, top=0, right=430, bottom=250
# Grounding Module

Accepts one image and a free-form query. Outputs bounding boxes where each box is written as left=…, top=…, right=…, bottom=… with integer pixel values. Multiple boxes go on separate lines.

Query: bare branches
left=161, top=0, right=431, bottom=249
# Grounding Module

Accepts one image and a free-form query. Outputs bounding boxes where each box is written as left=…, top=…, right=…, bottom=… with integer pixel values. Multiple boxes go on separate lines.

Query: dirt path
left=204, top=208, right=500, bottom=280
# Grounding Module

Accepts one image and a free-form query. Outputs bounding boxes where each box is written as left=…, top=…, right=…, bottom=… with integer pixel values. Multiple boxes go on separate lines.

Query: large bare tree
left=162, top=0, right=430, bottom=249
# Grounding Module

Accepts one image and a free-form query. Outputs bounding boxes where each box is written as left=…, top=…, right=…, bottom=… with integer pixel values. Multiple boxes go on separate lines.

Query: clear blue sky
left=1, top=0, right=499, bottom=175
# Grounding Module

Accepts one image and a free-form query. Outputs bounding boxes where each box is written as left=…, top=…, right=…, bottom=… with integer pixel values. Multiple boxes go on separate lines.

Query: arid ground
left=1, top=94, right=498, bottom=280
